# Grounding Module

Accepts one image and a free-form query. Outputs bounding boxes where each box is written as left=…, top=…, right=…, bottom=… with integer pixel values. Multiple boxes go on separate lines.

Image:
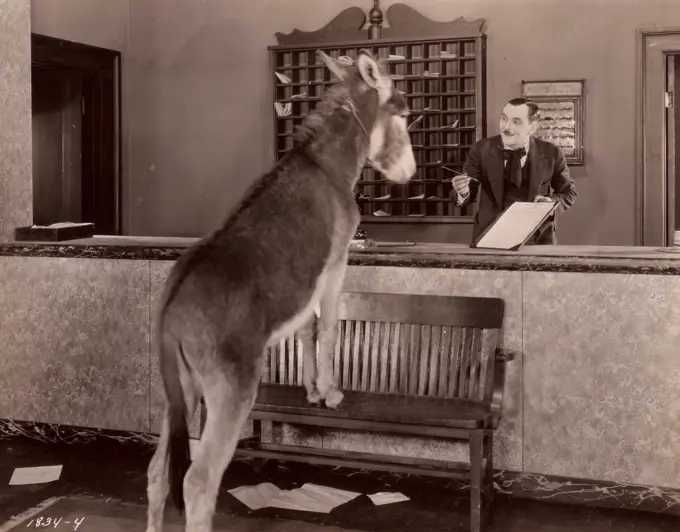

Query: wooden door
left=31, top=66, right=83, bottom=226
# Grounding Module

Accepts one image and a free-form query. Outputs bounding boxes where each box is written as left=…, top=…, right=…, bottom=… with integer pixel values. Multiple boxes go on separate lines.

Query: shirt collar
left=502, top=139, right=530, bottom=154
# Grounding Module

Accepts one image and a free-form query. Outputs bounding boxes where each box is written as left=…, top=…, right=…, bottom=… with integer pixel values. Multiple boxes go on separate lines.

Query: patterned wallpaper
left=0, top=0, right=32, bottom=241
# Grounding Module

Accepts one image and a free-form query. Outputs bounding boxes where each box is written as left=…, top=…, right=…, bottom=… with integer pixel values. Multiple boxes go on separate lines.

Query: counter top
left=1, top=236, right=680, bottom=274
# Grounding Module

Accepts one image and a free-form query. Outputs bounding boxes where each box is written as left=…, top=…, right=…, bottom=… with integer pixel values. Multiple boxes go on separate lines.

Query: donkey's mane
left=293, top=80, right=355, bottom=145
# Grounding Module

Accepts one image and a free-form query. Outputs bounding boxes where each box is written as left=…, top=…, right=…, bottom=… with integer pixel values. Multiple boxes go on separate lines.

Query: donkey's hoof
left=324, top=388, right=344, bottom=410
left=306, top=390, right=322, bottom=405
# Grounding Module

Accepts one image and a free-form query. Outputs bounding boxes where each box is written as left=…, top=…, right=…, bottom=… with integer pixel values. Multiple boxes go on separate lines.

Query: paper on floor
left=228, top=482, right=361, bottom=513
left=228, top=482, right=282, bottom=511
left=367, top=491, right=410, bottom=506
left=267, top=483, right=361, bottom=513
left=9, top=465, right=63, bottom=485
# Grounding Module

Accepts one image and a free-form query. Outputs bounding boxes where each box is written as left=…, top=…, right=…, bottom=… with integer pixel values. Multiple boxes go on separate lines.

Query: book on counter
left=470, top=201, right=559, bottom=251
left=14, top=222, right=95, bottom=242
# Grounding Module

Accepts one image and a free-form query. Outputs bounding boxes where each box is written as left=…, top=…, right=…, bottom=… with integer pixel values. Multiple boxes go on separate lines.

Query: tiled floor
left=1, top=436, right=679, bottom=531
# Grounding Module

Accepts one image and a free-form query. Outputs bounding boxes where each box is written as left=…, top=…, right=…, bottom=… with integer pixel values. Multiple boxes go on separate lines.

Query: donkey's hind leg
left=145, top=411, right=173, bottom=532
left=183, top=347, right=262, bottom=532
left=146, top=356, right=199, bottom=532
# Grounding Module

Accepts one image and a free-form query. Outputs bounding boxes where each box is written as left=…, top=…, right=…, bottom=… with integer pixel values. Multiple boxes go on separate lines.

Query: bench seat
left=251, top=383, right=492, bottom=430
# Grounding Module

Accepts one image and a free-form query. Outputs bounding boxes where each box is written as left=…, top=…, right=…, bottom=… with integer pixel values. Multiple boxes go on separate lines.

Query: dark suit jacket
left=454, top=135, right=577, bottom=245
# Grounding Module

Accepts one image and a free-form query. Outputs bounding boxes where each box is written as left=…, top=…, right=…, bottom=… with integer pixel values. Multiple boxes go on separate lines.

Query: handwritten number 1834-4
left=25, top=516, right=85, bottom=529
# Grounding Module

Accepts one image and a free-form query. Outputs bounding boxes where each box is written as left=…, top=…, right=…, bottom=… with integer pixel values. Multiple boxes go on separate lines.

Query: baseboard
left=2, top=418, right=679, bottom=516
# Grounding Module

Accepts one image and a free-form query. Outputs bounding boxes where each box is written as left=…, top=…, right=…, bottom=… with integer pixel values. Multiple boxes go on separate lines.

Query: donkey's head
left=317, top=50, right=417, bottom=184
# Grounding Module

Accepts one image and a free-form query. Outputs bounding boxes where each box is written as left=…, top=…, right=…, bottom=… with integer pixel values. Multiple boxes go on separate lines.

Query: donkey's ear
left=356, top=49, right=389, bottom=91
left=316, top=50, right=351, bottom=82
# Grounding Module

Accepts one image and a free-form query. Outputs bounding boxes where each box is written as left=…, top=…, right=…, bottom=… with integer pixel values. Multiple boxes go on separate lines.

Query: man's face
left=499, top=103, right=536, bottom=149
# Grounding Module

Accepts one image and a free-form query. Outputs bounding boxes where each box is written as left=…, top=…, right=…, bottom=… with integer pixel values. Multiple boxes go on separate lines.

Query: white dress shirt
left=455, top=140, right=531, bottom=205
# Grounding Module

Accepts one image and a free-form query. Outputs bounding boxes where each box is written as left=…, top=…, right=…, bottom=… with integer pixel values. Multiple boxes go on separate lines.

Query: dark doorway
left=31, top=34, right=121, bottom=234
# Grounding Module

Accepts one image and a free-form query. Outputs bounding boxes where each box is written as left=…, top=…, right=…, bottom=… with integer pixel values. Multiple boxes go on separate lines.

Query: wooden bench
left=202, top=291, right=516, bottom=532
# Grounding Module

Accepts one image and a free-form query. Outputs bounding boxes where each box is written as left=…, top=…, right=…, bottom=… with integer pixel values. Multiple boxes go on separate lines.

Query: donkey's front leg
left=316, top=259, right=347, bottom=410
left=297, top=313, right=320, bottom=404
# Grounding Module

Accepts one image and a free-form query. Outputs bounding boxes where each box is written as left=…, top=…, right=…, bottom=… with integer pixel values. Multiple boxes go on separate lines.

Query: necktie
left=503, top=147, right=526, bottom=188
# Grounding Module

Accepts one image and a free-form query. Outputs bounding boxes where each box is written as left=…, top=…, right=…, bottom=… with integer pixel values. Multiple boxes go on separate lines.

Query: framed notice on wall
left=521, top=79, right=585, bottom=166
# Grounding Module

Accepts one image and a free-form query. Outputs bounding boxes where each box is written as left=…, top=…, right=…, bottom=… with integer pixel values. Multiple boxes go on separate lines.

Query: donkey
left=145, top=49, right=416, bottom=532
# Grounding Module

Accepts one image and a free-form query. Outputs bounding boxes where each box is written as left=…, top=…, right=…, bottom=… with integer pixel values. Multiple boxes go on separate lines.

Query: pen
left=442, top=166, right=479, bottom=182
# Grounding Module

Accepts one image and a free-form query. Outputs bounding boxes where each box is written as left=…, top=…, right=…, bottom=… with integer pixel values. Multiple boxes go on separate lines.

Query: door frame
left=667, top=55, right=676, bottom=245
left=31, top=33, right=122, bottom=235
left=636, top=28, right=680, bottom=246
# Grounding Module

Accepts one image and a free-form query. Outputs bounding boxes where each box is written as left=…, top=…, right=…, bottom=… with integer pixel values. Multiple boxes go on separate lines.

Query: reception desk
left=1, top=238, right=680, bottom=513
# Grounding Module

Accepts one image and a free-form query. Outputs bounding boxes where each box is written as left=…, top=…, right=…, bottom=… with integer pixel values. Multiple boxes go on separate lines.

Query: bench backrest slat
left=262, top=291, right=505, bottom=405
left=336, top=292, right=504, bottom=329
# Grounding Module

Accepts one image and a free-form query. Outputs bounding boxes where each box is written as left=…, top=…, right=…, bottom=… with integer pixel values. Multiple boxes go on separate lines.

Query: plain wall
left=31, top=0, right=680, bottom=244
left=31, top=0, right=129, bottom=51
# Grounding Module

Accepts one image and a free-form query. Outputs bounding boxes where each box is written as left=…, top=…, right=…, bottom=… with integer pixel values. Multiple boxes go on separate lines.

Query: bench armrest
left=490, top=347, right=517, bottom=429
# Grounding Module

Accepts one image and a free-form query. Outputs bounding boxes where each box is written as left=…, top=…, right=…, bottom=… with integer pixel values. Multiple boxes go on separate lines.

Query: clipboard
left=470, top=200, right=559, bottom=251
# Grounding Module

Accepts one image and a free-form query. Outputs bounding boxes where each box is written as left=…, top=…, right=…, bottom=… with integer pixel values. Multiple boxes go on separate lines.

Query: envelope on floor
left=368, top=491, right=410, bottom=505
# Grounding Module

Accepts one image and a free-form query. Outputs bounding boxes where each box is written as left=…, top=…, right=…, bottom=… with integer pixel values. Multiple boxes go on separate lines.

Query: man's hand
left=533, top=195, right=555, bottom=203
left=453, top=174, right=473, bottom=197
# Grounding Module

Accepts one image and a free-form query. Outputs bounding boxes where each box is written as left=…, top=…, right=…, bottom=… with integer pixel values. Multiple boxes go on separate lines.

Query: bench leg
left=199, top=397, right=206, bottom=438
left=252, top=419, right=262, bottom=440
left=470, top=430, right=493, bottom=532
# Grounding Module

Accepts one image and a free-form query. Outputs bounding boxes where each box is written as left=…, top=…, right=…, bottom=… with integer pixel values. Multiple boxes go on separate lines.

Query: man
left=452, top=97, right=577, bottom=245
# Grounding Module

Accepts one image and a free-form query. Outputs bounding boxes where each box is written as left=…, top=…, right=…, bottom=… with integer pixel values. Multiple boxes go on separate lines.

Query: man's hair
left=506, top=97, right=540, bottom=123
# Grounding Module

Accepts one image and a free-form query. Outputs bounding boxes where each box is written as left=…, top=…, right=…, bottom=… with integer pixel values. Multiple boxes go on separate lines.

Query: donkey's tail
left=162, top=336, right=191, bottom=515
